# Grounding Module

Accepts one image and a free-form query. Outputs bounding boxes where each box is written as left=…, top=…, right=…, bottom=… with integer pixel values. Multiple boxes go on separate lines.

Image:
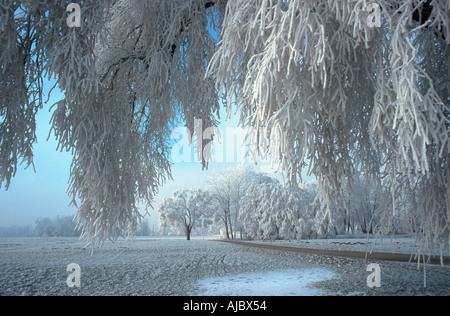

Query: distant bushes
left=34, top=216, right=81, bottom=237
left=0, top=216, right=83, bottom=237
left=0, top=216, right=154, bottom=238
left=0, top=225, right=34, bottom=237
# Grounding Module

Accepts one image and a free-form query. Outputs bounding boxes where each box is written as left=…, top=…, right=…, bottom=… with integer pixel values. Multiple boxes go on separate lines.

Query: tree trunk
left=223, top=218, right=230, bottom=239
left=229, top=218, right=234, bottom=240
left=186, top=227, right=191, bottom=241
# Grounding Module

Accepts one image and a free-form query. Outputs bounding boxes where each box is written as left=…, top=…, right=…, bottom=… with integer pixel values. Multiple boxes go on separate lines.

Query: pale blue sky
left=0, top=87, right=75, bottom=226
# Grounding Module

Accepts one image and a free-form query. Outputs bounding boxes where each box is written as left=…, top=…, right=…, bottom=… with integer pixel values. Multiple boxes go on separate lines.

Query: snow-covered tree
left=349, top=175, right=383, bottom=234
left=207, top=165, right=259, bottom=239
left=136, top=219, right=152, bottom=236
left=158, top=189, right=212, bottom=240
left=1, top=1, right=448, bottom=253
left=239, top=178, right=319, bottom=241
left=208, top=0, right=449, bottom=252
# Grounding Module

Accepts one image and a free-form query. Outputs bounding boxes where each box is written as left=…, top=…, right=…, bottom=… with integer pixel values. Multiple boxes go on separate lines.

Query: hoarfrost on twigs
left=0, top=1, right=448, bottom=256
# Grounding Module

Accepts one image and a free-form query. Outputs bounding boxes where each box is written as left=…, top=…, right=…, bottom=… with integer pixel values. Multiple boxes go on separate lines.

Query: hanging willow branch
left=208, top=0, right=449, bottom=256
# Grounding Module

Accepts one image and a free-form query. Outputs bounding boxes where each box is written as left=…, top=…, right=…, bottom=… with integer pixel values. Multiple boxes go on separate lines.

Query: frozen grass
left=0, top=237, right=449, bottom=296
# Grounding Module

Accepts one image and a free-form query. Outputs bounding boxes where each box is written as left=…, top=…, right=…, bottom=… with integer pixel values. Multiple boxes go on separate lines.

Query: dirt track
left=218, top=240, right=450, bottom=265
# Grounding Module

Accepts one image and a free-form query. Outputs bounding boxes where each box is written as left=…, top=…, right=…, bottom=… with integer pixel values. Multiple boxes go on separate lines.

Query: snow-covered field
left=0, top=237, right=449, bottom=296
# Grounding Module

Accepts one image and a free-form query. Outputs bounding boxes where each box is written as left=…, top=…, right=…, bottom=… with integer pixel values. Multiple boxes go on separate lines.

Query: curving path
left=218, top=240, right=450, bottom=265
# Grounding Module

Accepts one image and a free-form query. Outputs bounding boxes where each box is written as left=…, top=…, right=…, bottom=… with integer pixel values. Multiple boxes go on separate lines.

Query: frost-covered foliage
left=158, top=188, right=213, bottom=240
left=0, top=0, right=223, bottom=245
left=208, top=0, right=449, bottom=253
left=207, top=165, right=265, bottom=239
left=240, top=179, right=320, bottom=240
left=206, top=165, right=320, bottom=240
left=238, top=174, right=416, bottom=241
left=1, top=1, right=448, bottom=253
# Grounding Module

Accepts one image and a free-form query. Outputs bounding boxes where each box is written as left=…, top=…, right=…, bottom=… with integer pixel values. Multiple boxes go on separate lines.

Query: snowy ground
left=0, top=237, right=449, bottom=296
left=196, top=269, right=337, bottom=296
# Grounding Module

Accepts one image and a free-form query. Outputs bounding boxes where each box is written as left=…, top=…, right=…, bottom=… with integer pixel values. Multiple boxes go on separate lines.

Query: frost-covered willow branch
left=208, top=0, right=449, bottom=255
left=1, top=0, right=223, bottom=246
left=56, top=0, right=222, bottom=245
left=0, top=0, right=47, bottom=190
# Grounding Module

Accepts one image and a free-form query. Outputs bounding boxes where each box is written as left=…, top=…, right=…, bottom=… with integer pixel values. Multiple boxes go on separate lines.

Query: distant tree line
left=0, top=225, right=34, bottom=238
left=159, top=165, right=414, bottom=241
left=0, top=216, right=155, bottom=238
